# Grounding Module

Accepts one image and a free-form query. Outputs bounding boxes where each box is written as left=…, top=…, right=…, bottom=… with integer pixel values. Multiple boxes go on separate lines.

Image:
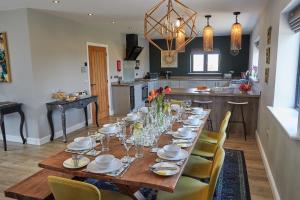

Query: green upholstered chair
left=48, top=176, right=132, bottom=200
left=156, top=147, right=225, bottom=200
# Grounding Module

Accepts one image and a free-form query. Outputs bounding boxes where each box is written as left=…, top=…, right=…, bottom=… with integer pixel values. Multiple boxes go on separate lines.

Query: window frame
left=190, top=49, right=221, bottom=73
left=295, top=45, right=300, bottom=108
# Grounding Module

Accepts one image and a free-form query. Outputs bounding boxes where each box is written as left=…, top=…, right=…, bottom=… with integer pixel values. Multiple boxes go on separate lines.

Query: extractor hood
left=125, top=34, right=143, bottom=60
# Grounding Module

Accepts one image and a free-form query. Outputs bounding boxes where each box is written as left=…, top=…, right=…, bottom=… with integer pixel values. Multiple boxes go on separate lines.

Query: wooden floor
left=0, top=121, right=273, bottom=200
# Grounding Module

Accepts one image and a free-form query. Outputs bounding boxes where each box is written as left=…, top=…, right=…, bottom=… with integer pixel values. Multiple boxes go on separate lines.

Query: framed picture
left=267, top=26, right=272, bottom=45
left=266, top=47, right=271, bottom=64
left=0, top=32, right=11, bottom=82
left=265, top=68, right=270, bottom=84
left=161, top=50, right=178, bottom=68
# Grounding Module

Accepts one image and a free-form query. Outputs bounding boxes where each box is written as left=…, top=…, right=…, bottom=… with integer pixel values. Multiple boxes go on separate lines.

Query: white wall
left=0, top=8, right=150, bottom=143
left=0, top=9, right=39, bottom=141
left=250, top=0, right=300, bottom=199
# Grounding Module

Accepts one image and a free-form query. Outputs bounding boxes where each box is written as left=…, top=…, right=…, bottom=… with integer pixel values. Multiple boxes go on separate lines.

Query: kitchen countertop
left=112, top=76, right=238, bottom=86
left=167, top=88, right=260, bottom=98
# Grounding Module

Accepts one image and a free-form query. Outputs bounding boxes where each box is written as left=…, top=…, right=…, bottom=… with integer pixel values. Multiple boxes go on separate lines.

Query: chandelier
left=230, top=12, right=242, bottom=55
left=203, top=15, right=213, bottom=52
left=144, top=0, right=198, bottom=53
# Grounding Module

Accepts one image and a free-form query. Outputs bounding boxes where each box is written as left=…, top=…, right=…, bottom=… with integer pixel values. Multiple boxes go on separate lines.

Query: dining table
left=38, top=110, right=210, bottom=199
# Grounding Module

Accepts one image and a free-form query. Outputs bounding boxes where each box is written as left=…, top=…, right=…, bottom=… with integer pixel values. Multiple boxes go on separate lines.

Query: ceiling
left=0, top=0, right=269, bottom=36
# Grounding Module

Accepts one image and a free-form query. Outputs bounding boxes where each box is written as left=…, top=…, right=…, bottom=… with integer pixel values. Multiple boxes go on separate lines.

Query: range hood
left=125, top=34, right=143, bottom=60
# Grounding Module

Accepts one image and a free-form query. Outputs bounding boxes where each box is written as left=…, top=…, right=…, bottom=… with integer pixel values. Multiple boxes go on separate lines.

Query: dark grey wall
left=149, top=35, right=250, bottom=76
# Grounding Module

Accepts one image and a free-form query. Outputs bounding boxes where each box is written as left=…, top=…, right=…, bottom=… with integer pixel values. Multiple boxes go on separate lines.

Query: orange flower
left=150, top=89, right=156, bottom=97
left=148, top=95, right=153, bottom=102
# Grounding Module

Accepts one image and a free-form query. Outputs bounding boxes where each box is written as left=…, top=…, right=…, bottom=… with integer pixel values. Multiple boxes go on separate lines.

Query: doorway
left=88, top=44, right=110, bottom=122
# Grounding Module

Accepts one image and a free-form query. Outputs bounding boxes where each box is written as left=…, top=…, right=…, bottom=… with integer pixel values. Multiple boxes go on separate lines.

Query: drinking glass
left=122, top=124, right=133, bottom=163
left=134, top=135, right=144, bottom=159
left=88, top=131, right=96, bottom=153
left=100, top=133, right=110, bottom=152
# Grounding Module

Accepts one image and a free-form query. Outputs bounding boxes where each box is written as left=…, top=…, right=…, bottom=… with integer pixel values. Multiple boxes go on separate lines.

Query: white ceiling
left=0, top=0, right=269, bottom=35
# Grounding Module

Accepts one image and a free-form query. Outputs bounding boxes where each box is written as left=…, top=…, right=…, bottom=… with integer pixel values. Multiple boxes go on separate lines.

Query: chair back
left=170, top=99, right=184, bottom=105
left=218, top=111, right=231, bottom=136
left=48, top=176, right=101, bottom=200
left=207, top=147, right=225, bottom=200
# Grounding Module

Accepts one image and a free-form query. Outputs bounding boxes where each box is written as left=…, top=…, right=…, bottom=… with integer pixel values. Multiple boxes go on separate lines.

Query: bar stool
left=193, top=100, right=213, bottom=131
left=227, top=101, right=248, bottom=140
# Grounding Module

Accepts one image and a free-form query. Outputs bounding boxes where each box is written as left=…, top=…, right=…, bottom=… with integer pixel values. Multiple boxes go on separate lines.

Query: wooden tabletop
left=39, top=111, right=210, bottom=193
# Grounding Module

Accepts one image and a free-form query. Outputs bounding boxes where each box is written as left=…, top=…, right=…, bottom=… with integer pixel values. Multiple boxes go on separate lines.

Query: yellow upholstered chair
left=170, top=99, right=184, bottom=105
left=199, top=111, right=231, bottom=144
left=192, top=131, right=226, bottom=158
left=156, top=147, right=225, bottom=200
left=48, top=176, right=132, bottom=200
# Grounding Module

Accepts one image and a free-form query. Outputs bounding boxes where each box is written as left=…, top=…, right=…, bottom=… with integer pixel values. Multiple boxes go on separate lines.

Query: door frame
left=86, top=42, right=112, bottom=121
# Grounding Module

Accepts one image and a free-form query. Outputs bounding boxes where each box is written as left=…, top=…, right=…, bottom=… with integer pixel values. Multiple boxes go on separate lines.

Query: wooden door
left=88, top=46, right=109, bottom=121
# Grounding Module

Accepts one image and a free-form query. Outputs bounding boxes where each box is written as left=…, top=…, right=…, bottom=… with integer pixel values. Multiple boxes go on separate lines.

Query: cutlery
left=155, top=158, right=185, bottom=166
left=150, top=166, right=178, bottom=171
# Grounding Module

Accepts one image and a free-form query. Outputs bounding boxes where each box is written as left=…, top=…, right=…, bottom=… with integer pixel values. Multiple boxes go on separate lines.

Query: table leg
left=0, top=113, right=7, bottom=151
left=47, top=110, right=55, bottom=141
left=84, top=106, right=88, bottom=127
left=94, top=102, right=99, bottom=127
left=18, top=110, right=26, bottom=144
left=116, top=184, right=144, bottom=200
left=61, top=111, right=67, bottom=143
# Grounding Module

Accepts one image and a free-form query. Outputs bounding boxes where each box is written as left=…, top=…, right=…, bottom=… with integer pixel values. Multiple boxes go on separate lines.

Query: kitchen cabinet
left=134, top=83, right=143, bottom=110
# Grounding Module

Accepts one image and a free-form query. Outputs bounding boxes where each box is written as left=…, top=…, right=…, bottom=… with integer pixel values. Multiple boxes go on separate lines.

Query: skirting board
left=0, top=120, right=92, bottom=146
left=256, top=131, right=281, bottom=200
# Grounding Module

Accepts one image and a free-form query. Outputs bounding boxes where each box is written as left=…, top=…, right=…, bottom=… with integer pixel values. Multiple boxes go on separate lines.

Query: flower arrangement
left=148, top=86, right=172, bottom=113
left=239, top=83, right=251, bottom=92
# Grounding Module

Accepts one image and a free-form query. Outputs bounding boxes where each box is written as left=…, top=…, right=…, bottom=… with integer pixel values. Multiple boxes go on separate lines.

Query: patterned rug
left=86, top=149, right=251, bottom=200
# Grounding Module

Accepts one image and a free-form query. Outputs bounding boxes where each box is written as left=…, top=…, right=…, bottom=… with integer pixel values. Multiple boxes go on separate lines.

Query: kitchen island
left=167, top=88, right=260, bottom=136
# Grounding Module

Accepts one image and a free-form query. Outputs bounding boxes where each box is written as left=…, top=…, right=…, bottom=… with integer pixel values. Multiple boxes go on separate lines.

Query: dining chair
left=192, top=128, right=227, bottom=157
left=170, top=99, right=184, bottom=105
left=183, top=135, right=226, bottom=180
left=156, top=147, right=225, bottom=200
left=199, top=111, right=231, bottom=144
left=48, top=176, right=132, bottom=200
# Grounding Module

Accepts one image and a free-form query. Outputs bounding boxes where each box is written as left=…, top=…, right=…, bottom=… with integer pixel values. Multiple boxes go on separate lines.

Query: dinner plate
left=172, top=131, right=196, bottom=139
left=151, top=162, right=180, bottom=176
left=157, top=148, right=188, bottom=161
left=190, top=114, right=206, bottom=120
left=67, top=141, right=96, bottom=151
left=176, top=143, right=193, bottom=148
left=183, top=120, right=202, bottom=126
left=86, top=158, right=123, bottom=174
left=98, top=127, right=120, bottom=135
left=63, top=156, right=90, bottom=169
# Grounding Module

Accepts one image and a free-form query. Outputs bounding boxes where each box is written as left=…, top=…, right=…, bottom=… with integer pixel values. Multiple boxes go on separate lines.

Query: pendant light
left=203, top=15, right=213, bottom=52
left=230, top=12, right=242, bottom=56
left=176, top=18, right=186, bottom=52
left=144, top=0, right=198, bottom=53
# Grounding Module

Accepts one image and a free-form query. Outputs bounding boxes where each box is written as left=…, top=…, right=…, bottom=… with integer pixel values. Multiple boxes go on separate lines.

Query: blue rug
left=86, top=149, right=251, bottom=200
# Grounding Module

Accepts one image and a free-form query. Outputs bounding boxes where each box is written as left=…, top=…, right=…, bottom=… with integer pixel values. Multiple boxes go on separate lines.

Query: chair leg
left=241, top=105, right=247, bottom=140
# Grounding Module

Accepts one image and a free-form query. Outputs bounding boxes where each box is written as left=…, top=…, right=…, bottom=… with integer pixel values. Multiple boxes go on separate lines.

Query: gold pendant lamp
left=203, top=15, right=213, bottom=52
left=144, top=0, right=198, bottom=53
left=176, top=17, right=186, bottom=52
left=230, top=12, right=242, bottom=55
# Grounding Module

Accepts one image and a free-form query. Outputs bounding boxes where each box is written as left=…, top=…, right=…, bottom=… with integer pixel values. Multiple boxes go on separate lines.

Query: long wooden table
left=38, top=110, right=210, bottom=196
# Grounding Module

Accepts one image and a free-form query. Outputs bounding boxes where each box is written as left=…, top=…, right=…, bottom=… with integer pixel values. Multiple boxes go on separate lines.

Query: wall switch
left=81, top=66, right=87, bottom=73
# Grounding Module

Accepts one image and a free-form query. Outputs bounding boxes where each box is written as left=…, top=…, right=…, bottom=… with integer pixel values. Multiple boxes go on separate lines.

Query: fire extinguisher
left=117, top=60, right=121, bottom=72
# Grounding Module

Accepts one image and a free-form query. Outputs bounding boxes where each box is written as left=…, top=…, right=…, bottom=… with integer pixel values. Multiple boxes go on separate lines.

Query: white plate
left=86, top=158, right=123, bottom=174
left=151, top=162, right=180, bottom=176
left=98, top=127, right=120, bottom=134
left=183, top=120, right=202, bottom=126
left=67, top=141, right=96, bottom=151
left=63, top=156, right=90, bottom=169
left=173, top=131, right=196, bottom=139
left=190, top=114, right=206, bottom=120
left=157, top=148, right=188, bottom=161
left=176, top=143, right=193, bottom=148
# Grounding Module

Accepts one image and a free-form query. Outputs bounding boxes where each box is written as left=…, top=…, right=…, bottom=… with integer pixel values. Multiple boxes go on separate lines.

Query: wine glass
left=185, top=100, right=192, bottom=109
left=122, top=124, right=133, bottom=163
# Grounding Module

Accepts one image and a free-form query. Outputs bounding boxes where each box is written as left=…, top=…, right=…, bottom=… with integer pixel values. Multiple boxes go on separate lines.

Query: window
left=191, top=51, right=220, bottom=73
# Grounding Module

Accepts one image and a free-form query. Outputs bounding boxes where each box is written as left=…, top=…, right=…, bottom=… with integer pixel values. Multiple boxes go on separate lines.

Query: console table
left=46, top=96, right=99, bottom=143
left=0, top=102, right=26, bottom=151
